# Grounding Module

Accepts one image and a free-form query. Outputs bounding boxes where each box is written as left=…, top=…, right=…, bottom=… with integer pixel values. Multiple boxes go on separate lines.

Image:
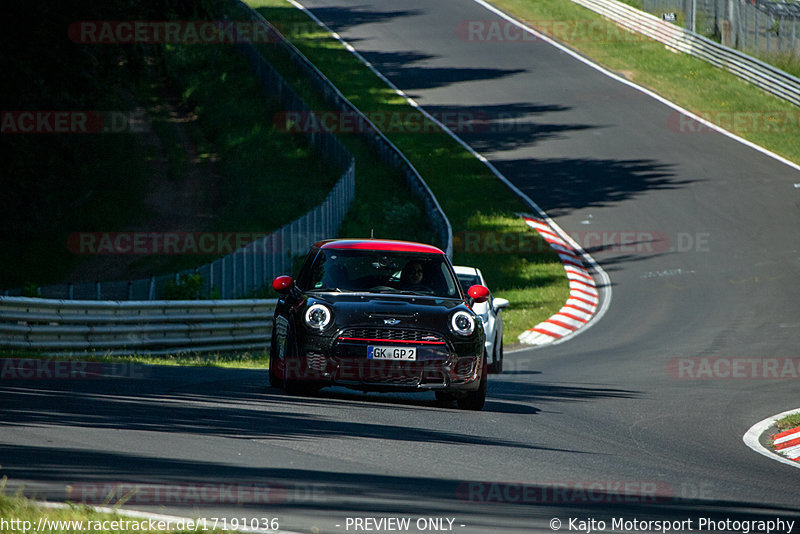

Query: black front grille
left=338, top=328, right=445, bottom=344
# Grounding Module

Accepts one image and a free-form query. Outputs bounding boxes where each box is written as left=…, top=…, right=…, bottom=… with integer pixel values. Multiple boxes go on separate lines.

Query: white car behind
left=454, top=266, right=509, bottom=373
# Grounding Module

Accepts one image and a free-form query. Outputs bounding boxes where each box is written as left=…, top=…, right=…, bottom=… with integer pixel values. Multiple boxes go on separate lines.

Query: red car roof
left=315, top=239, right=445, bottom=255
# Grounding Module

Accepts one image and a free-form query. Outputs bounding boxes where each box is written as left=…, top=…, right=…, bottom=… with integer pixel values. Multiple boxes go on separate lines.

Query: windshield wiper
left=368, top=288, right=428, bottom=296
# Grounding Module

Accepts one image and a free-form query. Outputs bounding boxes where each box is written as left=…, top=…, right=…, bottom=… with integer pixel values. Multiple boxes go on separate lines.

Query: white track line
left=743, top=408, right=800, bottom=469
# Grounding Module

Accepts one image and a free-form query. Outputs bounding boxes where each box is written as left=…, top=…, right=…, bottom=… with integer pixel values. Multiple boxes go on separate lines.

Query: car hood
left=305, top=292, right=468, bottom=329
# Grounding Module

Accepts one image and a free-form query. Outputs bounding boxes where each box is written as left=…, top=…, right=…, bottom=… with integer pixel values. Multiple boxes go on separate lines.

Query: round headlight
left=305, top=303, right=332, bottom=330
left=451, top=310, right=475, bottom=336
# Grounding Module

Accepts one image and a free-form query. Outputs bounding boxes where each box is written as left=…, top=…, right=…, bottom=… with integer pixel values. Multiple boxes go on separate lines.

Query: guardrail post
left=209, top=262, right=215, bottom=299
left=149, top=276, right=155, bottom=300
left=753, top=8, right=760, bottom=50
left=242, top=249, right=248, bottom=297
left=261, top=237, right=267, bottom=286
left=95, top=281, right=101, bottom=300
left=222, top=254, right=229, bottom=299
left=279, top=226, right=286, bottom=276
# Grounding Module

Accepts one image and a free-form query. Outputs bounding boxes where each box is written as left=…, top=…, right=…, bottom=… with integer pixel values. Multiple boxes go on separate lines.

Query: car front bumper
left=284, top=332, right=484, bottom=392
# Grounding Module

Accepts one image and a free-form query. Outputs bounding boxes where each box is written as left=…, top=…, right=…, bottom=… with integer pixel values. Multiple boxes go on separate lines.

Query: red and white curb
left=518, top=217, right=599, bottom=346
left=743, top=409, right=800, bottom=469
left=773, top=425, right=800, bottom=463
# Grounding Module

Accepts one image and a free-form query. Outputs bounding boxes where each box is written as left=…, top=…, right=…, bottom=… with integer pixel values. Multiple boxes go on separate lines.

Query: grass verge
left=0, top=480, right=224, bottom=534
left=0, top=351, right=269, bottom=370
left=776, top=412, right=800, bottom=431
left=489, top=0, right=800, bottom=162
left=241, top=0, right=571, bottom=346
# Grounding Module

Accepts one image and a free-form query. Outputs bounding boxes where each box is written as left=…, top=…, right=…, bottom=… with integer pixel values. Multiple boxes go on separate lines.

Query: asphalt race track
left=3, top=0, right=800, bottom=532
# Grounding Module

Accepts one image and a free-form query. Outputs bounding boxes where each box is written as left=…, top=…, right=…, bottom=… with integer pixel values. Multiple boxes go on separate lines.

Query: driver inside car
left=400, top=260, right=425, bottom=287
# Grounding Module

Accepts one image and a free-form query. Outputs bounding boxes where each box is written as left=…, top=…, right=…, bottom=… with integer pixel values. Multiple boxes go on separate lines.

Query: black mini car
left=270, top=238, right=491, bottom=410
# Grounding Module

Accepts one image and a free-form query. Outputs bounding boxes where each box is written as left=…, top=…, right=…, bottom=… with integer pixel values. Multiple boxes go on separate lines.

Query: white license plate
left=367, top=345, right=417, bottom=361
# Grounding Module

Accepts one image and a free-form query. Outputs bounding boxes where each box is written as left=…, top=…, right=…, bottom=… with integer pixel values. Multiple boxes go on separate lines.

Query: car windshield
left=301, top=248, right=460, bottom=298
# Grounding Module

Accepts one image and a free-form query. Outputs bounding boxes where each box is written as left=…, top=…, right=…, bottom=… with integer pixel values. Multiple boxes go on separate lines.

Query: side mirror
left=467, top=284, right=490, bottom=304
left=272, top=275, right=295, bottom=295
left=493, top=297, right=510, bottom=311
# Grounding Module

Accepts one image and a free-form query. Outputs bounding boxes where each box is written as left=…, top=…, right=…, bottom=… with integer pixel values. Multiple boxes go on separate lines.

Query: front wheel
left=268, top=330, right=283, bottom=389
left=457, top=359, right=487, bottom=411
left=268, top=361, right=282, bottom=388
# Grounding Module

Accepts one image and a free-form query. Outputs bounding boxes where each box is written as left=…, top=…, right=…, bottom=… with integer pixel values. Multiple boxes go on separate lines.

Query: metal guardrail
left=234, top=0, right=454, bottom=258
left=572, top=0, right=800, bottom=106
left=0, top=296, right=276, bottom=356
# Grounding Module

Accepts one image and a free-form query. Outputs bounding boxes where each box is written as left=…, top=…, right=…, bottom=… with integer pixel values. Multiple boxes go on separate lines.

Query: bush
left=164, top=273, right=204, bottom=300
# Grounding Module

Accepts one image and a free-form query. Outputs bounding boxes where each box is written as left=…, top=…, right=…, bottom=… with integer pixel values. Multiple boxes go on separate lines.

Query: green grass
left=241, top=0, right=571, bottom=345
left=0, top=480, right=224, bottom=534
left=0, top=351, right=269, bottom=369
left=776, top=412, right=800, bottom=431
left=490, top=0, right=800, bottom=162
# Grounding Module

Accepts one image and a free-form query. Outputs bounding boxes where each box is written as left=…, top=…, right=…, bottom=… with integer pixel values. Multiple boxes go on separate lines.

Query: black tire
left=268, top=359, right=282, bottom=389
left=268, top=330, right=283, bottom=389
left=490, top=336, right=504, bottom=374
left=457, top=358, right=487, bottom=411
left=279, top=329, right=323, bottom=395
left=434, top=390, right=456, bottom=404
left=274, top=323, right=300, bottom=393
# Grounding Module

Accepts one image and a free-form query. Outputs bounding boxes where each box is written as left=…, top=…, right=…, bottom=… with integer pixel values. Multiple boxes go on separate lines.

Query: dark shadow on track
left=269, top=5, right=426, bottom=34
left=422, top=103, right=598, bottom=153
left=495, top=157, right=685, bottom=217
left=487, top=379, right=641, bottom=404
left=0, top=368, right=573, bottom=451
